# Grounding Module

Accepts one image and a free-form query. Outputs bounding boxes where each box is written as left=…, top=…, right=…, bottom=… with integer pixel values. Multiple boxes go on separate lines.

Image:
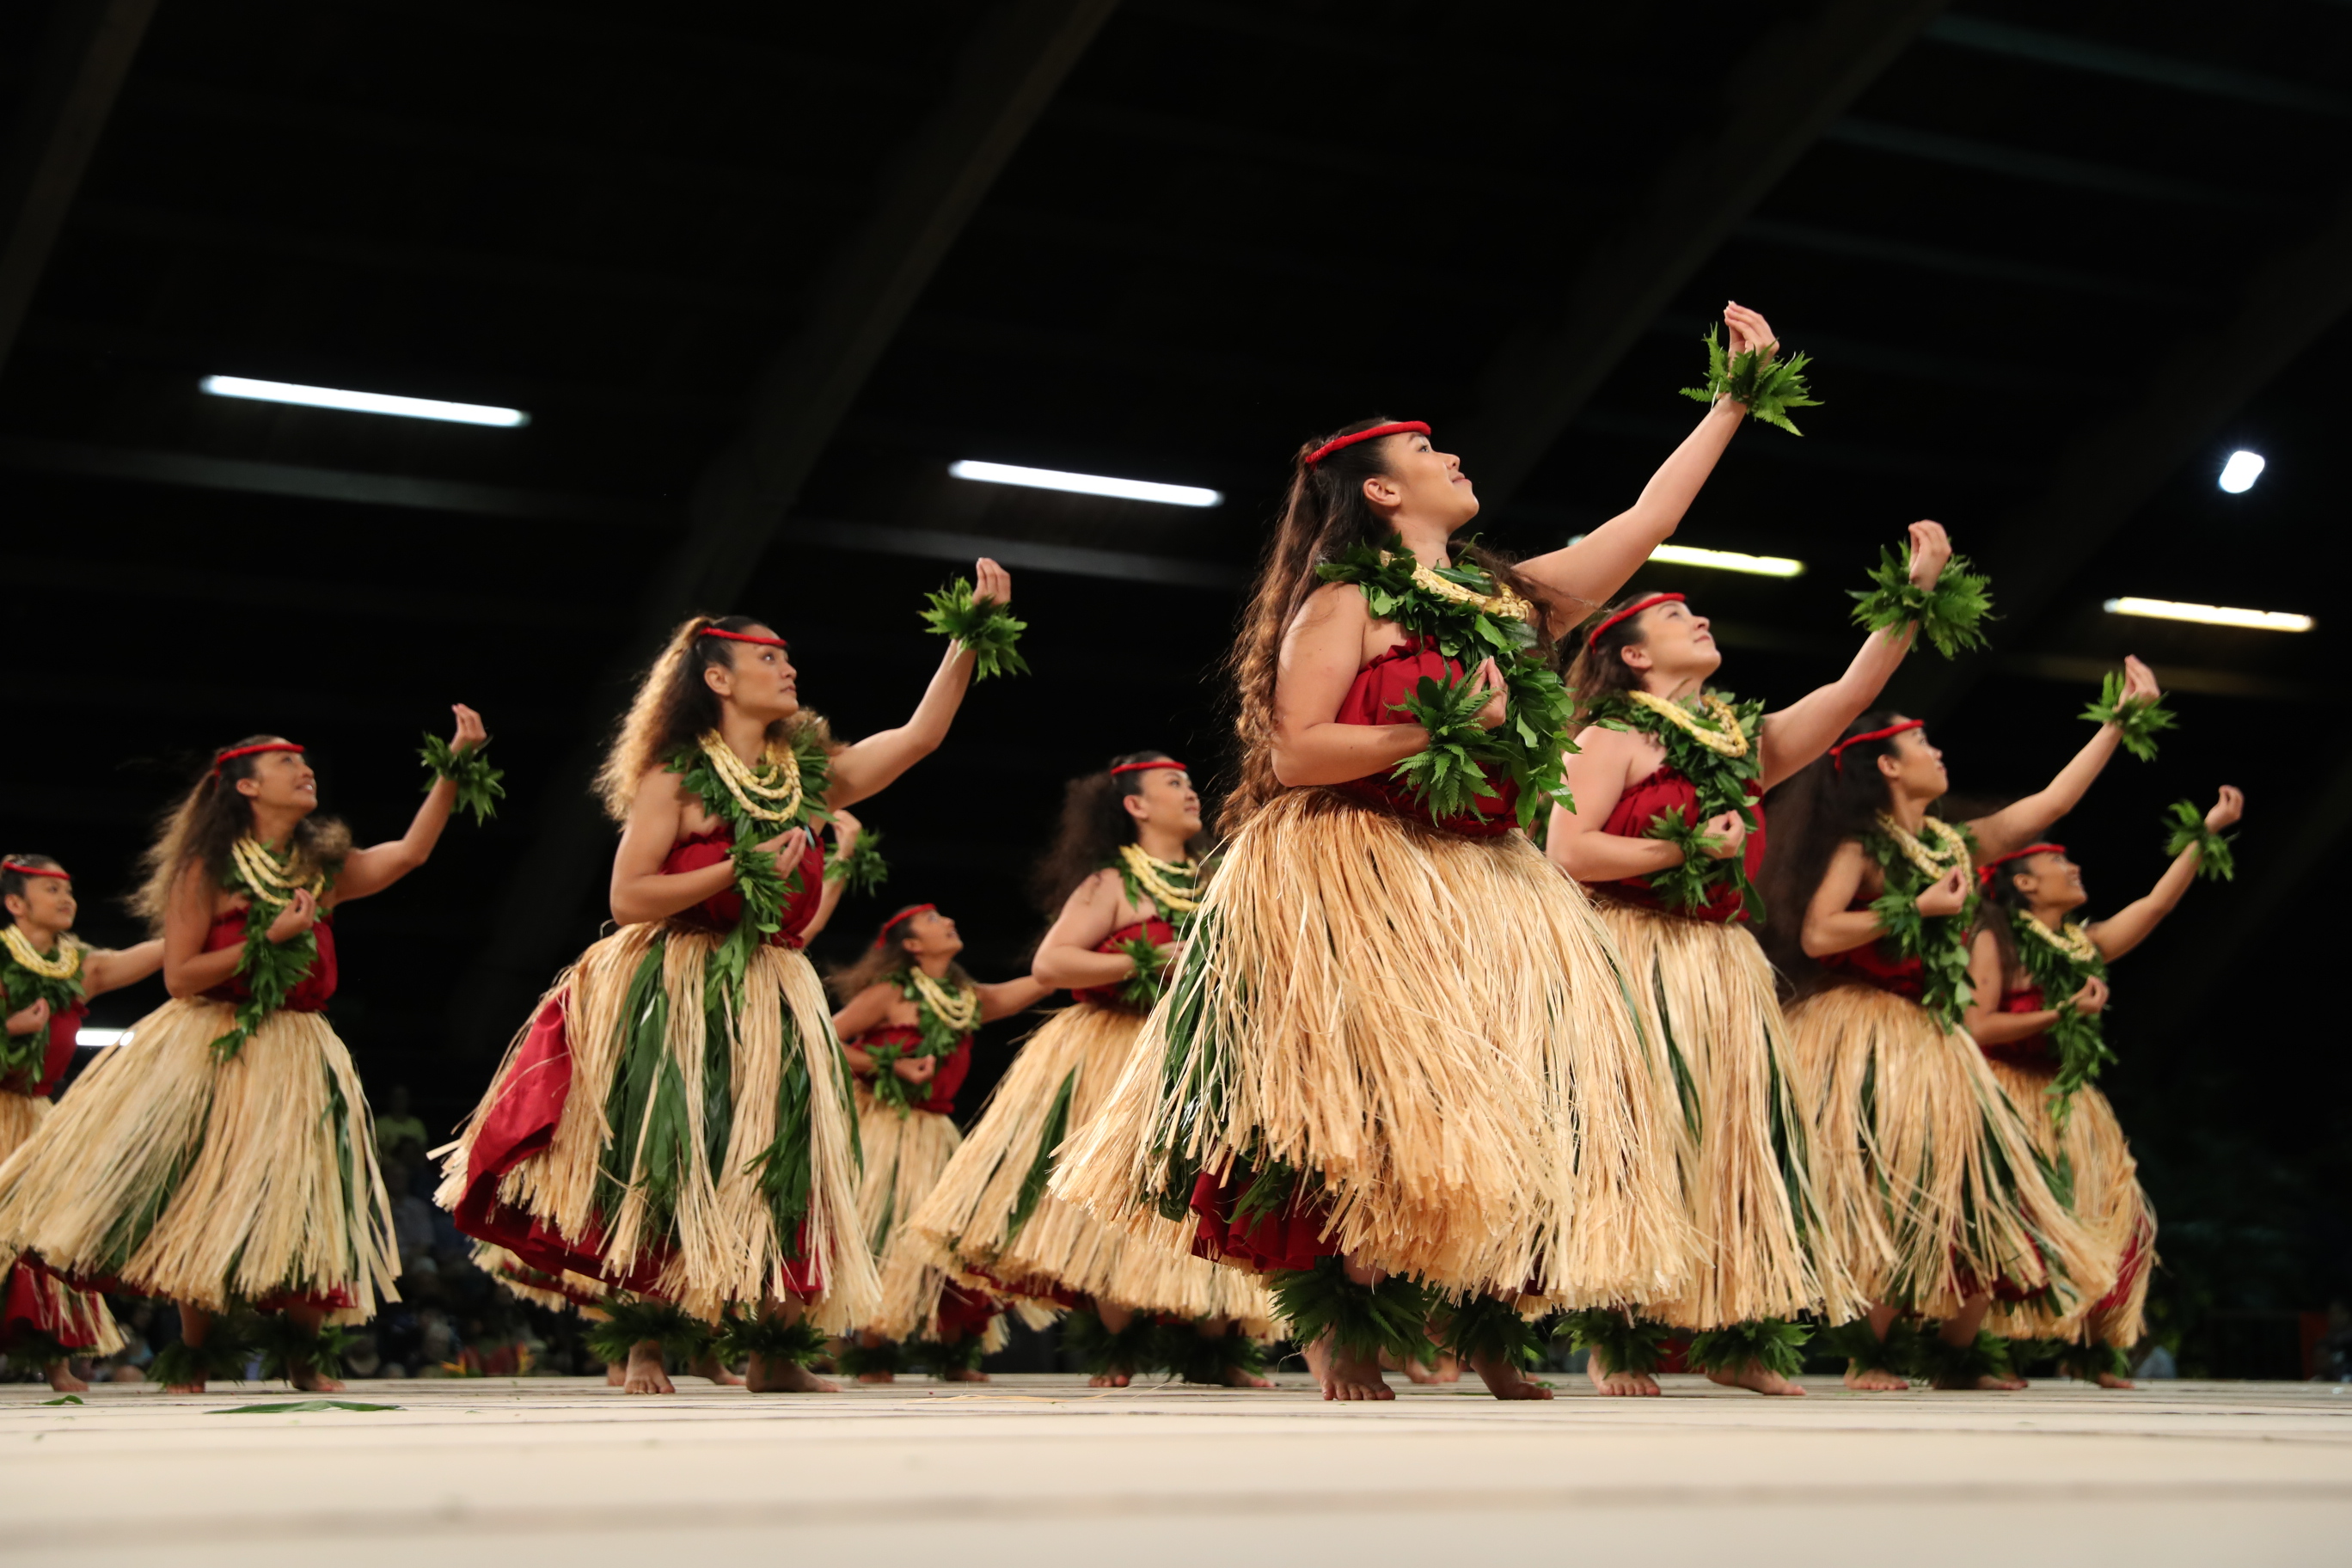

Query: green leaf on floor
left=207, top=1400, right=403, bottom=1415
left=40, top=1394, right=84, bottom=1405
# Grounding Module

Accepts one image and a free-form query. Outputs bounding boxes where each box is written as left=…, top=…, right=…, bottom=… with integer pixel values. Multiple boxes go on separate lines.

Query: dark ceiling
left=5, top=0, right=2349, bottom=1299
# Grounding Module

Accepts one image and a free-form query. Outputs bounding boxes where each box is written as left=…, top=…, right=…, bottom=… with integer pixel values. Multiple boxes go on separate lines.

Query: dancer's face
left=2010, top=850, right=2086, bottom=913
left=3, top=873, right=74, bottom=938
left=1621, top=601, right=1721, bottom=685
left=705, top=628, right=799, bottom=721
left=1123, top=766, right=1202, bottom=839
left=1876, top=724, right=1948, bottom=800
left=236, top=743, right=319, bottom=818
left=1361, top=432, right=1479, bottom=534
left=901, top=909, right=965, bottom=963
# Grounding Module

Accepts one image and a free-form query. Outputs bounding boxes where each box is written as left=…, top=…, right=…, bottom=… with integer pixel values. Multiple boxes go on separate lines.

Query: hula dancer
left=438, top=560, right=1021, bottom=1395
left=0, top=709, right=498, bottom=1392
left=1059, top=302, right=1796, bottom=1401
left=0, top=855, right=162, bottom=1391
left=1965, top=787, right=2243, bottom=1387
left=1762, top=658, right=2166, bottom=1390
left=1550, top=522, right=1963, bottom=1397
left=903, top=754, right=1277, bottom=1388
left=830, top=903, right=1049, bottom=1382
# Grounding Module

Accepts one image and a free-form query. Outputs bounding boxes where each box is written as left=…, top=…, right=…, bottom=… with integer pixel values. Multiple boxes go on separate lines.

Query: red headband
left=874, top=904, right=936, bottom=948
left=1110, top=760, right=1186, bottom=776
left=212, top=742, right=304, bottom=776
left=1, top=861, right=68, bottom=881
left=1584, top=592, right=1685, bottom=649
left=699, top=627, right=788, bottom=649
left=1302, top=420, right=1430, bottom=468
left=1828, top=720, right=1924, bottom=772
left=1977, top=844, right=2066, bottom=888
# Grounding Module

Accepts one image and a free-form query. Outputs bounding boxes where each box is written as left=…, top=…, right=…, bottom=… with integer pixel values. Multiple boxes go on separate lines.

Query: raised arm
left=1965, top=658, right=2159, bottom=859
left=1270, top=582, right=1507, bottom=788
left=1032, top=871, right=1142, bottom=991
left=1757, top=523, right=1950, bottom=790
left=82, top=938, right=165, bottom=997
left=335, top=706, right=487, bottom=904
left=2092, top=786, right=2244, bottom=961
left=826, top=559, right=1010, bottom=809
left=609, top=767, right=805, bottom=926
left=1547, top=726, right=1718, bottom=882
left=977, top=975, right=1053, bottom=1021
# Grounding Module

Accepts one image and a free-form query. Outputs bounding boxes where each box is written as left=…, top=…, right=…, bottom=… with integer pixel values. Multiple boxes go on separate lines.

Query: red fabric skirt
left=1188, top=1170, right=1339, bottom=1273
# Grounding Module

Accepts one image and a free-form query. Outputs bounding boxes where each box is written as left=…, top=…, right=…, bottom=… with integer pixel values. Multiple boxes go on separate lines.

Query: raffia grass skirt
left=858, top=1087, right=1001, bottom=1346
left=1595, top=902, right=1861, bottom=1328
left=0, top=1001, right=395, bottom=1322
left=1054, top=787, right=1692, bottom=1305
left=1784, top=984, right=2111, bottom=1320
left=471, top=1242, right=605, bottom=1314
left=435, top=922, right=877, bottom=1330
left=898, top=1002, right=1276, bottom=1326
left=0, top=1093, right=125, bottom=1356
left=1982, top=1064, right=2154, bottom=1347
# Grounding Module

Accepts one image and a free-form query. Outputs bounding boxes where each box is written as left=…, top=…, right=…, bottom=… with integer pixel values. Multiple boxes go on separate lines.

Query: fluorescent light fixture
left=2217, top=450, right=2265, bottom=493
left=2104, top=597, right=2312, bottom=633
left=1649, top=542, right=1806, bottom=578
left=949, top=459, right=1221, bottom=508
left=201, top=375, right=530, bottom=427
left=77, top=1026, right=131, bottom=1048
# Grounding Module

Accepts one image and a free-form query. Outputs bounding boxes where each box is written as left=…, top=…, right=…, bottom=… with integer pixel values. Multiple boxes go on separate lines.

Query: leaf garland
left=1685, top=1318, right=1810, bottom=1379
left=1590, top=689, right=1766, bottom=921
left=2007, top=910, right=2113, bottom=1125
left=0, top=944, right=85, bottom=1086
left=1679, top=324, right=1821, bottom=436
left=1267, top=1255, right=1436, bottom=1365
left=2080, top=671, right=2177, bottom=762
left=824, top=827, right=890, bottom=894
left=1859, top=820, right=1980, bottom=1032
left=2162, top=799, right=2236, bottom=881
left=1112, top=932, right=1170, bottom=1012
left=667, top=731, right=832, bottom=1007
left=211, top=843, right=332, bottom=1062
left=418, top=733, right=505, bottom=824
left=921, top=577, right=1030, bottom=681
left=1848, top=545, right=1995, bottom=658
left=864, top=972, right=974, bottom=1115
left=1557, top=1308, right=1672, bottom=1376
left=1438, top=1294, right=1548, bottom=1370
left=1316, top=535, right=1575, bottom=830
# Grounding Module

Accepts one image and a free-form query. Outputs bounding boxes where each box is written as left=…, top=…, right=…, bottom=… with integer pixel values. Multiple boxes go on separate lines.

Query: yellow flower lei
left=907, top=967, right=982, bottom=1033
left=1380, top=551, right=1534, bottom=622
left=2017, top=911, right=2102, bottom=965
left=1117, top=842, right=1200, bottom=915
left=229, top=836, right=326, bottom=907
left=1872, top=812, right=1971, bottom=880
left=1626, top=689, right=1751, bottom=759
left=0, top=923, right=80, bottom=981
left=695, top=730, right=804, bottom=824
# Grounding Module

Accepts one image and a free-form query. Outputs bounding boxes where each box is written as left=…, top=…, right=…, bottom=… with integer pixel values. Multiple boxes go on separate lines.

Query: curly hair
left=1027, top=751, right=1208, bottom=916
left=132, top=738, right=352, bottom=928
left=595, top=614, right=835, bottom=823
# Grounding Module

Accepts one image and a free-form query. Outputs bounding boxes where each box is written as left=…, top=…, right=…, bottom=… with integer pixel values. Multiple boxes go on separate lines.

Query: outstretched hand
left=2117, top=655, right=2161, bottom=707
left=973, top=557, right=1013, bottom=607
left=1904, top=521, right=1951, bottom=589
left=2206, top=785, right=2245, bottom=832
left=1724, top=301, right=1778, bottom=362
left=448, top=703, right=488, bottom=755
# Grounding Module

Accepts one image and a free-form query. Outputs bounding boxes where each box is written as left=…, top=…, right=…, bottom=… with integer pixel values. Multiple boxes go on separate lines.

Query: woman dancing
left=1966, top=787, right=2242, bottom=1386
left=440, top=563, right=1019, bottom=1394
left=0, top=855, right=162, bottom=1390
left=1762, top=659, right=2164, bottom=1390
left=830, top=902, right=1049, bottom=1381
left=1548, top=523, right=1957, bottom=1397
left=1060, top=303, right=1792, bottom=1401
left=0, top=709, right=495, bottom=1391
left=903, top=753, right=1277, bottom=1388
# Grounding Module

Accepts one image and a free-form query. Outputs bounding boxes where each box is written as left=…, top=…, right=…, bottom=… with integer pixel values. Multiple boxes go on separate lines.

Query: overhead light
left=2217, top=450, right=2265, bottom=493
left=201, top=375, right=530, bottom=427
left=77, top=1026, right=132, bottom=1048
left=1649, top=542, right=1806, bottom=578
left=2104, top=597, right=2312, bottom=632
left=949, top=459, right=1222, bottom=508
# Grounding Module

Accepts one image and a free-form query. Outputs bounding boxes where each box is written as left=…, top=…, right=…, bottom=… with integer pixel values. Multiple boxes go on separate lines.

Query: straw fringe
left=860, top=1087, right=966, bottom=1338
left=0, top=1001, right=395, bottom=1320
left=1783, top=984, right=2112, bottom=1320
left=0, top=1093, right=125, bottom=1357
left=1054, top=788, right=1693, bottom=1304
left=1596, top=902, right=1863, bottom=1328
left=1982, top=1064, right=2155, bottom=1347
left=471, top=1242, right=603, bottom=1314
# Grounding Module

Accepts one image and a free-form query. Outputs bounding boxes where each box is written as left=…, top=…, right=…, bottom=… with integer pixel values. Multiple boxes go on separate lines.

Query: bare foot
left=745, top=1354, right=837, bottom=1393
left=1087, top=1369, right=1131, bottom=1387
left=2094, top=1372, right=2135, bottom=1390
left=1843, top=1362, right=1909, bottom=1392
left=1317, top=1336, right=1393, bottom=1401
left=44, top=1363, right=90, bottom=1394
left=163, top=1379, right=205, bottom=1393
left=1586, top=1359, right=1659, bottom=1397
left=1221, top=1364, right=1275, bottom=1388
left=939, top=1367, right=989, bottom=1382
left=1404, top=1351, right=1462, bottom=1385
left=290, top=1367, right=347, bottom=1393
left=855, top=1368, right=896, bottom=1384
left=690, top=1352, right=744, bottom=1387
left=622, top=1339, right=675, bottom=1395
left=1971, top=1372, right=2029, bottom=1392
left=1471, top=1353, right=1553, bottom=1400
left=604, top=1362, right=624, bottom=1387
left=1706, top=1361, right=1806, bottom=1397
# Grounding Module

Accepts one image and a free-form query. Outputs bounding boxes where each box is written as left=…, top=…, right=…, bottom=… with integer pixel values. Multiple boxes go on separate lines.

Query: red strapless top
left=856, top=1023, right=973, bottom=1117
left=200, top=910, right=339, bottom=1011
left=1817, top=899, right=1923, bottom=1000
left=1332, top=636, right=1516, bottom=836
left=663, top=826, right=826, bottom=947
left=1072, top=918, right=1176, bottom=1009
left=1593, top=765, right=1766, bottom=923
left=1985, top=983, right=2056, bottom=1067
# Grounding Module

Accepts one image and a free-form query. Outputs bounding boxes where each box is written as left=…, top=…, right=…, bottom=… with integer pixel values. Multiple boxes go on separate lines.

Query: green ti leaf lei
left=921, top=577, right=1030, bottom=681
left=1679, top=325, right=1821, bottom=436
left=1859, top=819, right=1980, bottom=1032
left=1314, top=536, right=1574, bottom=830
left=824, top=827, right=891, bottom=894
left=419, top=734, right=505, bottom=824
left=2080, top=671, right=2177, bottom=762
left=1112, top=933, right=1170, bottom=1012
left=2162, top=799, right=2236, bottom=881
left=666, top=732, right=833, bottom=1008
left=211, top=844, right=334, bottom=1061
left=2007, top=911, right=2113, bottom=1126
left=863, top=971, right=973, bottom=1115
left=1590, top=689, right=1767, bottom=922
left=0, top=940, right=85, bottom=1087
left=1106, top=850, right=1201, bottom=1009
left=1849, top=545, right=1995, bottom=659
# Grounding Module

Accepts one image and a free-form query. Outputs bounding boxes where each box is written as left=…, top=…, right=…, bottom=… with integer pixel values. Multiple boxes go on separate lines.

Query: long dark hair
left=596, top=614, right=833, bottom=822
left=132, top=738, right=352, bottom=928
left=1976, top=838, right=2069, bottom=995
left=0, top=854, right=64, bottom=929
left=1755, top=709, right=1927, bottom=989
left=1223, top=416, right=1553, bottom=833
left=825, top=903, right=975, bottom=1008
left=1564, top=591, right=1669, bottom=727
left=1028, top=751, right=1207, bottom=916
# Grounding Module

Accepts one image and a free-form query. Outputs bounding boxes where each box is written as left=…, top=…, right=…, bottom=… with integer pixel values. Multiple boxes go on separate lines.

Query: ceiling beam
left=1455, top=0, right=1950, bottom=505
left=1823, top=119, right=2285, bottom=210
left=1922, top=15, right=2350, bottom=116
left=1734, top=217, right=2196, bottom=305
left=0, top=0, right=160, bottom=374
